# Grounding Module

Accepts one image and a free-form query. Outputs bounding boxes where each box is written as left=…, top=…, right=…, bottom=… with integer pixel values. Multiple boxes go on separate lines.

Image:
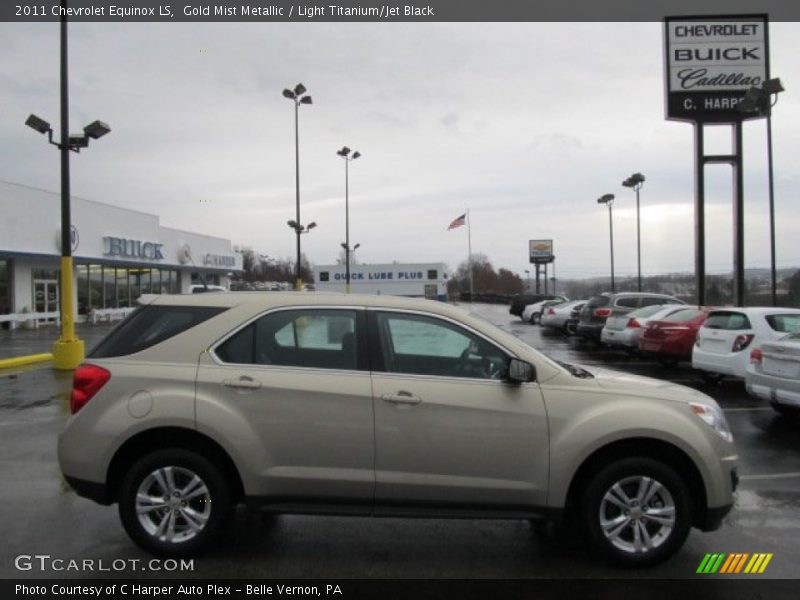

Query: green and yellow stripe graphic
left=696, top=553, right=773, bottom=574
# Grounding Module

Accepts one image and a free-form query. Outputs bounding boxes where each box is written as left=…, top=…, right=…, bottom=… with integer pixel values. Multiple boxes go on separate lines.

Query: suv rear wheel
left=118, top=449, right=232, bottom=556
left=582, top=457, right=691, bottom=567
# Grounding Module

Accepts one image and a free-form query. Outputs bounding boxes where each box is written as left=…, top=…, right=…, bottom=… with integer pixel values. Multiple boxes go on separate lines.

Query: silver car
left=746, top=331, right=800, bottom=417
left=59, top=293, right=737, bottom=567
left=601, top=305, right=688, bottom=350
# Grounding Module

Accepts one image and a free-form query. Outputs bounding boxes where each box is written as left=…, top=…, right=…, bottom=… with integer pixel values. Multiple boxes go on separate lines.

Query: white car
left=189, top=284, right=227, bottom=293
left=746, top=332, right=800, bottom=417
left=522, top=299, right=565, bottom=325
left=601, top=304, right=688, bottom=350
left=540, top=300, right=585, bottom=334
left=692, top=307, right=800, bottom=381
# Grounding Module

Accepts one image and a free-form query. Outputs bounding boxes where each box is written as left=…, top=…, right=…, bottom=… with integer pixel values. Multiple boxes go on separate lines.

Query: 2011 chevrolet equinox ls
left=58, top=293, right=738, bottom=567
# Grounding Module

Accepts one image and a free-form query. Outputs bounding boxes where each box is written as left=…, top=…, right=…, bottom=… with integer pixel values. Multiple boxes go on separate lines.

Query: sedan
left=638, top=307, right=713, bottom=365
left=600, top=304, right=687, bottom=351
left=522, top=299, right=565, bottom=325
left=746, top=332, right=800, bottom=417
left=540, top=300, right=586, bottom=335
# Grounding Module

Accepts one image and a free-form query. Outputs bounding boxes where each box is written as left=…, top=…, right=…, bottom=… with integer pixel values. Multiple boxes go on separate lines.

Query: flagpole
left=467, top=209, right=474, bottom=301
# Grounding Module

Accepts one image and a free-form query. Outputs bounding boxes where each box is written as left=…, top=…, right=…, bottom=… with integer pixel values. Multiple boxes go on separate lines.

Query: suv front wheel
left=118, top=449, right=232, bottom=556
left=582, top=457, right=691, bottom=567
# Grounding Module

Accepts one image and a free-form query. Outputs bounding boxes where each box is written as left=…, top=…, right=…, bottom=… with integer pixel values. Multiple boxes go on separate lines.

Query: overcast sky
left=2, top=21, right=799, bottom=280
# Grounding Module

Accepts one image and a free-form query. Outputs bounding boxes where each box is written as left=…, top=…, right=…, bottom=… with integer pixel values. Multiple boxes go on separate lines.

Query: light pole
left=336, top=146, right=361, bottom=293
left=282, top=83, right=313, bottom=290
left=24, top=6, right=111, bottom=370
left=524, top=269, right=530, bottom=291
left=597, top=194, right=616, bottom=292
left=622, top=172, right=645, bottom=292
left=286, top=220, right=317, bottom=287
left=738, top=78, right=784, bottom=306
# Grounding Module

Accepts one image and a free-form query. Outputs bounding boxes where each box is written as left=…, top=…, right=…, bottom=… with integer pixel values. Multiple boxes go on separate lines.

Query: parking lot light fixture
left=622, top=172, right=645, bottom=292
left=337, top=145, right=361, bottom=293
left=597, top=193, right=616, bottom=292
left=283, top=82, right=313, bottom=290
left=736, top=77, right=784, bottom=306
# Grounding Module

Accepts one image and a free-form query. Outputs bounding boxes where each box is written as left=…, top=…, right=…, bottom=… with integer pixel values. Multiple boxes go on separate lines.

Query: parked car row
left=517, top=292, right=800, bottom=418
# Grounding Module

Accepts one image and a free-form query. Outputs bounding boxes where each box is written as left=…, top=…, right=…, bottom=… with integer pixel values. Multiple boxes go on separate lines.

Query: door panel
left=195, top=308, right=374, bottom=504
left=369, top=310, right=549, bottom=510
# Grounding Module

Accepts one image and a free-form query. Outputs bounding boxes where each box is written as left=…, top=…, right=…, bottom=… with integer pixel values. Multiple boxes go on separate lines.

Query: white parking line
left=740, top=472, right=800, bottom=481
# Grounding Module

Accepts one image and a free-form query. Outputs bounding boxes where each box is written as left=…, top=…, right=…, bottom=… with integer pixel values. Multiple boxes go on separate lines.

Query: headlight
left=690, top=402, right=733, bottom=443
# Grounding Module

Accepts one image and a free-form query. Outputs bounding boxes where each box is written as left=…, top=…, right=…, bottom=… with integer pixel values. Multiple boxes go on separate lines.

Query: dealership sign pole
left=664, top=14, right=769, bottom=306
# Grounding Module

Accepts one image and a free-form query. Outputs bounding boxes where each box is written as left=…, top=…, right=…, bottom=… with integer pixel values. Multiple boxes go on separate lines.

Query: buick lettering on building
left=664, top=15, right=769, bottom=122
left=104, top=237, right=164, bottom=261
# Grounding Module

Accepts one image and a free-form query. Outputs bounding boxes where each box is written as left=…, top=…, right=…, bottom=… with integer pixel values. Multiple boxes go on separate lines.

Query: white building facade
left=0, top=181, right=242, bottom=321
left=314, top=263, right=448, bottom=300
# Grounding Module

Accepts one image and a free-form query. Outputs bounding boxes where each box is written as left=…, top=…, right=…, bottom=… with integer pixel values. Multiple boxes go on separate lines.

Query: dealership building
left=0, top=180, right=242, bottom=322
left=314, top=262, right=448, bottom=300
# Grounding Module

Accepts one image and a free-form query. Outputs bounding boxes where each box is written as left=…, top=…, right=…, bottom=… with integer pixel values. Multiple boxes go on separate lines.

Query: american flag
left=447, top=213, right=466, bottom=230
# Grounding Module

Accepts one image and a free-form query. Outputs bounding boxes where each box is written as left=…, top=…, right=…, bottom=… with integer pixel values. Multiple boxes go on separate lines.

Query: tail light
left=750, top=347, right=763, bottom=365
left=626, top=318, right=641, bottom=329
left=546, top=308, right=556, bottom=315
left=594, top=308, right=612, bottom=318
left=70, top=364, right=111, bottom=414
left=732, top=334, right=754, bottom=353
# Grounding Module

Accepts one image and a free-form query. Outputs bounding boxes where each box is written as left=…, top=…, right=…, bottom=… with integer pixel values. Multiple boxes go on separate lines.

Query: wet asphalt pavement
left=0, top=304, right=798, bottom=580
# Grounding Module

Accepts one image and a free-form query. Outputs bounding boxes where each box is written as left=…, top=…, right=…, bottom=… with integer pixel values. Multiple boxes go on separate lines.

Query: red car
left=639, top=307, right=714, bottom=365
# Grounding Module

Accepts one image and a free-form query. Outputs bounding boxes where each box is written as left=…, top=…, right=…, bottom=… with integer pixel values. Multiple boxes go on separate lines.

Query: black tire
left=529, top=312, right=541, bottom=325
left=581, top=457, right=692, bottom=568
left=771, top=402, right=800, bottom=419
left=118, top=448, right=233, bottom=557
left=657, top=356, right=679, bottom=368
left=563, top=321, right=577, bottom=336
left=699, top=371, right=724, bottom=385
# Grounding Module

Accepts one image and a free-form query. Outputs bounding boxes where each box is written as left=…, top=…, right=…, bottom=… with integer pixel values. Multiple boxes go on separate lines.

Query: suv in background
left=577, top=292, right=685, bottom=342
left=59, top=292, right=736, bottom=566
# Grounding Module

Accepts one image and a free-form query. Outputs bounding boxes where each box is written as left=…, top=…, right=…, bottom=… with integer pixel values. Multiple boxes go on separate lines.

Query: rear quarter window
left=586, top=296, right=610, bottom=308
left=89, top=305, right=226, bottom=358
left=703, top=311, right=751, bottom=330
left=663, top=308, right=703, bottom=322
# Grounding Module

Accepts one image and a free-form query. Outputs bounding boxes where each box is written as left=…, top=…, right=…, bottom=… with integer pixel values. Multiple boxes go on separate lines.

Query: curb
left=0, top=353, right=54, bottom=370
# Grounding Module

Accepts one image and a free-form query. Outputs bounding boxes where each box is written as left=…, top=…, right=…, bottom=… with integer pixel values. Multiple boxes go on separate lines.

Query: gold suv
left=58, top=293, right=738, bottom=566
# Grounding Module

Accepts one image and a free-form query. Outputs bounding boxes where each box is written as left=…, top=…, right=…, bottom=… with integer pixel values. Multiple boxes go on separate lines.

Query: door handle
left=381, top=391, right=422, bottom=406
left=223, top=376, right=262, bottom=390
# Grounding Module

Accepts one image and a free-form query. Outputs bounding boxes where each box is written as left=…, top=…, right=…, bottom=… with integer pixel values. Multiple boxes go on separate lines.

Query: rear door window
left=616, top=297, right=640, bottom=308
left=215, top=309, right=365, bottom=371
left=89, top=305, right=226, bottom=358
left=703, top=311, right=751, bottom=330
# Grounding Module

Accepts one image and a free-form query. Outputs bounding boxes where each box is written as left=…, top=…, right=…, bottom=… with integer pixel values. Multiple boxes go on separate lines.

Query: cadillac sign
left=664, top=14, right=769, bottom=123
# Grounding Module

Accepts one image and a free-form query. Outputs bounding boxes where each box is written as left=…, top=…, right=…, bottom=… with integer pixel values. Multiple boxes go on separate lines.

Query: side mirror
left=507, top=358, right=536, bottom=383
